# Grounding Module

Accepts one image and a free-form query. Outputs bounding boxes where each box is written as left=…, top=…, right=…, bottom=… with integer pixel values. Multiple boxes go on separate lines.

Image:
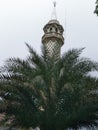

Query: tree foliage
left=95, top=0, right=98, bottom=16
left=0, top=44, right=98, bottom=130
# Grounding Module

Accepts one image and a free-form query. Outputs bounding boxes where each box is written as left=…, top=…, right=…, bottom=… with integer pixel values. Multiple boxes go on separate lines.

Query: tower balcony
left=42, top=32, right=64, bottom=45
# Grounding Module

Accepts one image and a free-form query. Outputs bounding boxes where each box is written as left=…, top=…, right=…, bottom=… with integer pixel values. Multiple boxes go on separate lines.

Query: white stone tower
left=42, top=2, right=64, bottom=61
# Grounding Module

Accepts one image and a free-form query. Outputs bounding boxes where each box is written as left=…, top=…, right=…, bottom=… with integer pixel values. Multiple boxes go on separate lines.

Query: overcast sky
left=0, top=0, right=98, bottom=68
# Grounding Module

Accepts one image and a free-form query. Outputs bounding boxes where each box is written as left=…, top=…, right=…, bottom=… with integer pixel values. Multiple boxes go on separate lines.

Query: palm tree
left=0, top=44, right=98, bottom=130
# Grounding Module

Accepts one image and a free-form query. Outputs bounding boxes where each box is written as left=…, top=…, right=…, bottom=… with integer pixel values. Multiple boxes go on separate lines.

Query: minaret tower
left=42, top=1, right=64, bottom=61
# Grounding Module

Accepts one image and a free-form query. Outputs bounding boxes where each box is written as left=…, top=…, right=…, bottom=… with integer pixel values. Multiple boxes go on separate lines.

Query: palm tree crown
left=0, top=44, right=98, bottom=130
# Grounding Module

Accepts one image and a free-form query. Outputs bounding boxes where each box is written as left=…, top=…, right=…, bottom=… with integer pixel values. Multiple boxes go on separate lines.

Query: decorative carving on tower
left=42, top=2, right=64, bottom=61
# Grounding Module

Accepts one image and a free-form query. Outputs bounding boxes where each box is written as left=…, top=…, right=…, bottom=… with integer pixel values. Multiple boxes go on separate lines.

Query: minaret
left=42, top=2, right=64, bottom=61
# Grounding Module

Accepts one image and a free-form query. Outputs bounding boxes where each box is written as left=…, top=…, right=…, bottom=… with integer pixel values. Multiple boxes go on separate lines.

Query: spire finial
left=51, top=1, right=57, bottom=20
left=53, top=1, right=56, bottom=8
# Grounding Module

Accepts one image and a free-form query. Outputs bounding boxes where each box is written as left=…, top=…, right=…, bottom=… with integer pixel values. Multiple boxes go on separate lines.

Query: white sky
left=0, top=0, right=98, bottom=68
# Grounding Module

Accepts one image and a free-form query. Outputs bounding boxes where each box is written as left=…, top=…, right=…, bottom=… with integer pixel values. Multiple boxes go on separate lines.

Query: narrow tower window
left=55, top=28, right=58, bottom=32
left=50, top=28, right=52, bottom=32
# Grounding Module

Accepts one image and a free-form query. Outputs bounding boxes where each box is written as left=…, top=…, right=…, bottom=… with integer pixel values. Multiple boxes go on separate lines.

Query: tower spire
left=53, top=1, right=56, bottom=7
left=51, top=1, right=57, bottom=20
